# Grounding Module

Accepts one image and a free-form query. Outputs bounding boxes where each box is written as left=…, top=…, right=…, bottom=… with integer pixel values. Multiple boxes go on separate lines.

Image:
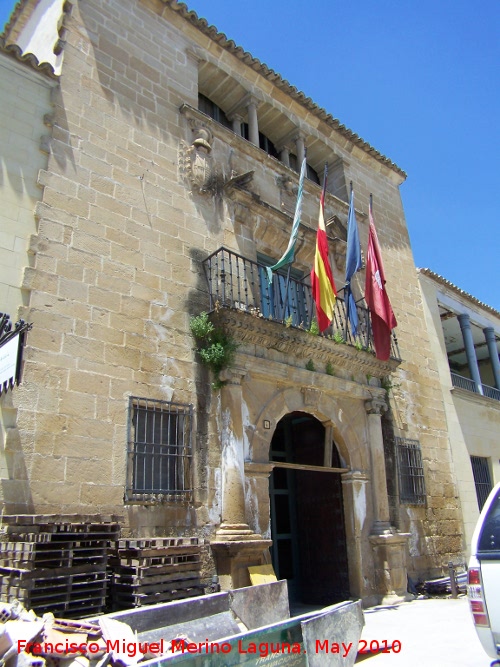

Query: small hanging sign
left=0, top=334, right=20, bottom=395
left=0, top=313, right=32, bottom=395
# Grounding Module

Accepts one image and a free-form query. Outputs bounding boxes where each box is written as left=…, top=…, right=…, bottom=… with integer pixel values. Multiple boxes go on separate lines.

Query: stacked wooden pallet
left=108, top=537, right=204, bottom=609
left=0, top=515, right=120, bottom=618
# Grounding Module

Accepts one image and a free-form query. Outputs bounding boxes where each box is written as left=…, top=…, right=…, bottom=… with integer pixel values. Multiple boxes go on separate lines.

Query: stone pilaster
left=364, top=398, right=392, bottom=534
left=341, top=470, right=373, bottom=602
left=365, top=398, right=411, bottom=603
left=211, top=368, right=271, bottom=589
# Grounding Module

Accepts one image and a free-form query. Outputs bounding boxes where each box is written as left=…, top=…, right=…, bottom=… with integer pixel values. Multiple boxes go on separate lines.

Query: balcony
left=202, top=247, right=401, bottom=375
left=451, top=372, right=500, bottom=402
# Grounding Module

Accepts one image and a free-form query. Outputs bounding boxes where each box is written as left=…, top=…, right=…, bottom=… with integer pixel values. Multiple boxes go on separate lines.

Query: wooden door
left=269, top=412, right=350, bottom=605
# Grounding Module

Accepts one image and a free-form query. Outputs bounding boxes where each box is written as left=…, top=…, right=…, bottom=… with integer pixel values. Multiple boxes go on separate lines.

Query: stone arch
left=247, top=384, right=367, bottom=472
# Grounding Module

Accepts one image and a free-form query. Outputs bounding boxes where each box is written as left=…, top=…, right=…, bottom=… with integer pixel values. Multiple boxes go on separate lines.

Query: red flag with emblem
left=365, top=200, right=397, bottom=360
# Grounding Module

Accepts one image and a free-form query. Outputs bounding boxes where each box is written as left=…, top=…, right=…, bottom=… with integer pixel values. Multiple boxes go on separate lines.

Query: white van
left=468, top=481, right=500, bottom=664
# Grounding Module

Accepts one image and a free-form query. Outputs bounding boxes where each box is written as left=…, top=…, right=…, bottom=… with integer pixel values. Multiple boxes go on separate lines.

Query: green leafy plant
left=308, top=320, right=320, bottom=336
left=332, top=330, right=345, bottom=344
left=189, top=312, right=238, bottom=389
left=381, top=375, right=400, bottom=395
left=325, top=362, right=334, bottom=376
left=284, top=315, right=293, bottom=328
left=354, top=340, right=365, bottom=351
left=305, top=359, right=315, bottom=371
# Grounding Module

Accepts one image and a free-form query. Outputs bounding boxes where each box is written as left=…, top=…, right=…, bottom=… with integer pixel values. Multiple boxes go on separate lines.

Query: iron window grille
left=470, top=455, right=493, bottom=511
left=126, top=396, right=193, bottom=502
left=395, top=437, right=426, bottom=505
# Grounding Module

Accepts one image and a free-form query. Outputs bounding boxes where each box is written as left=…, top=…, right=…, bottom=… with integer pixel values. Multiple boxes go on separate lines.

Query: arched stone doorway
left=269, top=411, right=350, bottom=605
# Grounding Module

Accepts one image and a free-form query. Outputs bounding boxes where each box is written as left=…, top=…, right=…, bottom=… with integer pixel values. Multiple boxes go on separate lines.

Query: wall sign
left=0, top=313, right=32, bottom=395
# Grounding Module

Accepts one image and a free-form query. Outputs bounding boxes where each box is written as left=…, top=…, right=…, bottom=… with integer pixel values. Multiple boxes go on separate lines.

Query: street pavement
left=355, top=595, right=494, bottom=666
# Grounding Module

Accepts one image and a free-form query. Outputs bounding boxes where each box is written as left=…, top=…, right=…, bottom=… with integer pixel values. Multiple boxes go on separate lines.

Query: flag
left=311, top=164, right=337, bottom=332
left=344, top=186, right=363, bottom=336
left=365, top=199, right=397, bottom=360
left=266, top=157, right=307, bottom=283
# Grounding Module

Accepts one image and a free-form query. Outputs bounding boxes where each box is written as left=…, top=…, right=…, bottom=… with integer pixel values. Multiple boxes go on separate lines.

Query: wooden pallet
left=0, top=516, right=121, bottom=618
left=108, top=537, right=204, bottom=610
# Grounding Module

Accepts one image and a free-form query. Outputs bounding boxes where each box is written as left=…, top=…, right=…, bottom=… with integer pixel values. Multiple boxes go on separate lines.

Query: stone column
left=278, top=145, right=290, bottom=167
left=364, top=398, right=391, bottom=535
left=211, top=368, right=271, bottom=589
left=458, top=313, right=483, bottom=394
left=483, top=326, right=500, bottom=390
left=365, top=398, right=411, bottom=604
left=230, top=113, right=243, bottom=136
left=246, top=97, right=259, bottom=147
left=294, top=132, right=306, bottom=165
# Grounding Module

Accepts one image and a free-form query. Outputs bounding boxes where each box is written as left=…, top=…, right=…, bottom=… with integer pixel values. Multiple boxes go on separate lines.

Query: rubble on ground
left=0, top=600, right=183, bottom=667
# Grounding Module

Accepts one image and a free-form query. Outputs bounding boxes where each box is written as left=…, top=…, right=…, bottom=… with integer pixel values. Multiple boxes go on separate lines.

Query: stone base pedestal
left=214, top=523, right=263, bottom=541
left=211, top=536, right=273, bottom=590
left=369, top=531, right=413, bottom=605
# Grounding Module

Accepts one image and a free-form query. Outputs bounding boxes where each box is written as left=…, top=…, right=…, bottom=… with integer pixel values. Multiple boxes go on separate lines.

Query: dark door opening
left=269, top=411, right=350, bottom=605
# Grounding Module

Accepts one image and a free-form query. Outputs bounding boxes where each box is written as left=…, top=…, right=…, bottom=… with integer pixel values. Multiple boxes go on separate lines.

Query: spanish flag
left=311, top=165, right=337, bottom=332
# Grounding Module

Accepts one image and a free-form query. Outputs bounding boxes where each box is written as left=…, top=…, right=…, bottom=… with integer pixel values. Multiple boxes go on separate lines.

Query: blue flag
left=345, top=188, right=362, bottom=336
left=266, top=157, right=307, bottom=283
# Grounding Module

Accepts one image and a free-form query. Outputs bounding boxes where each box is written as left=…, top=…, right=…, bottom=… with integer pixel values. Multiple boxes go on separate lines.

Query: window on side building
left=395, top=437, right=426, bottom=505
left=126, top=396, right=193, bottom=502
left=471, top=455, right=493, bottom=510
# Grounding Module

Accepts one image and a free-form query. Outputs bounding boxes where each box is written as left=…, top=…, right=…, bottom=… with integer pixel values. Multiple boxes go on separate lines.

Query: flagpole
left=367, top=192, right=373, bottom=348
left=344, top=182, right=353, bottom=342
left=280, top=262, right=293, bottom=321
left=280, top=150, right=306, bottom=322
left=311, top=162, right=337, bottom=332
left=315, top=162, right=328, bottom=328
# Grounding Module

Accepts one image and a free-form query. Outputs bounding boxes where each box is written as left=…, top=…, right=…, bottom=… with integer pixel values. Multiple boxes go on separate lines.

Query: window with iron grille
left=126, top=397, right=193, bottom=502
left=470, top=455, right=493, bottom=511
left=395, top=437, right=426, bottom=505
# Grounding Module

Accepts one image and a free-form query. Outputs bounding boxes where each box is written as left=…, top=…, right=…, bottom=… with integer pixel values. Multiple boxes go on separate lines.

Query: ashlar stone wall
left=1, top=0, right=465, bottom=582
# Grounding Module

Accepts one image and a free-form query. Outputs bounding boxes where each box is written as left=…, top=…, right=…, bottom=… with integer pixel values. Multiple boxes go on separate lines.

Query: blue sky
left=1, top=0, right=499, bottom=310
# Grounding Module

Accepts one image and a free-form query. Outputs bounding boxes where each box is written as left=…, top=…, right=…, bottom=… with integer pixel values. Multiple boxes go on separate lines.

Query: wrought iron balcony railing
left=451, top=372, right=500, bottom=402
left=202, top=247, right=401, bottom=361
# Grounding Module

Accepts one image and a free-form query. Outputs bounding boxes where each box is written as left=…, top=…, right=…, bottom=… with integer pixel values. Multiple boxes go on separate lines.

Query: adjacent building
left=418, top=269, right=500, bottom=557
left=0, top=0, right=468, bottom=607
